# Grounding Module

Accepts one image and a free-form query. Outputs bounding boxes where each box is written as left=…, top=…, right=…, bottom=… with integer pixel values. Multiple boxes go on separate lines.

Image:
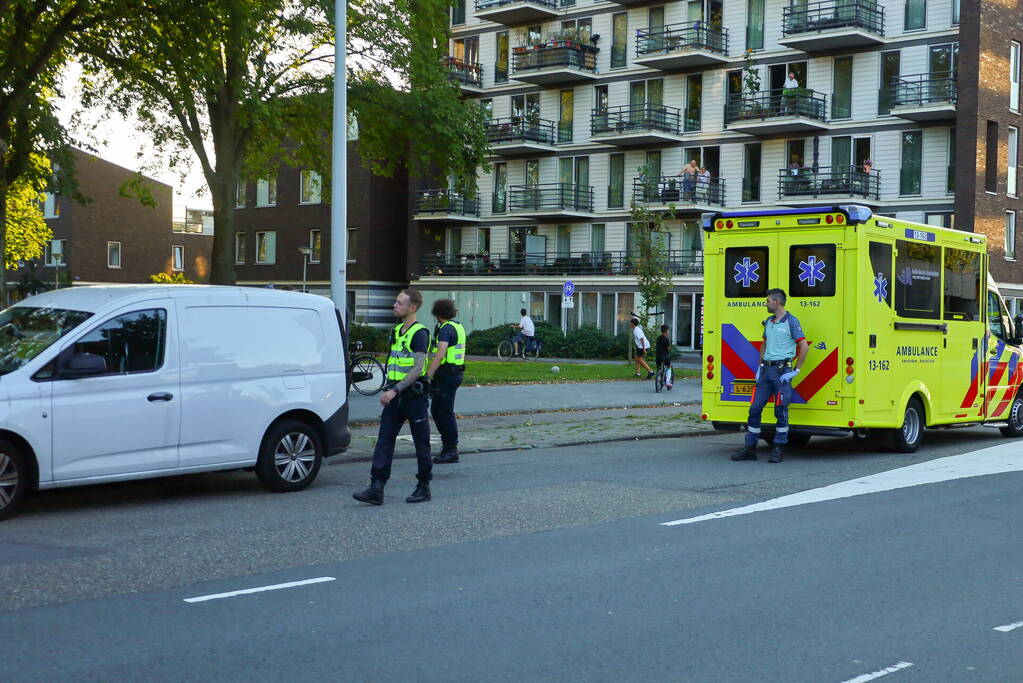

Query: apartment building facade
left=410, top=0, right=1023, bottom=347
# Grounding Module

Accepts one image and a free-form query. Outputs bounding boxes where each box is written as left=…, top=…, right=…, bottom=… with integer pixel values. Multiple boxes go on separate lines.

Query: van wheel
left=0, top=441, right=28, bottom=521
left=1000, top=393, right=1023, bottom=437
left=888, top=398, right=924, bottom=453
left=256, top=420, right=323, bottom=492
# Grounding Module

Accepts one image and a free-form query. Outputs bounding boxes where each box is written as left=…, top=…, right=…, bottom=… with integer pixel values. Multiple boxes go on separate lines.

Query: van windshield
left=0, top=306, right=93, bottom=376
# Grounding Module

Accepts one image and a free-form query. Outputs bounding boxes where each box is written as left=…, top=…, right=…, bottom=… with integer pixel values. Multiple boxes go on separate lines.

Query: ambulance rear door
left=939, top=246, right=984, bottom=418
left=861, top=237, right=896, bottom=412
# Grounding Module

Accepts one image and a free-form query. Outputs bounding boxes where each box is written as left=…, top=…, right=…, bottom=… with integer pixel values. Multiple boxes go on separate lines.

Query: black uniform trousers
left=430, top=367, right=463, bottom=452
left=371, top=393, right=432, bottom=484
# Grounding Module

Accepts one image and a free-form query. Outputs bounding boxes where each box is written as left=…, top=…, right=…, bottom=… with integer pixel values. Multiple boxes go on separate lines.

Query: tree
left=629, top=164, right=675, bottom=332
left=4, top=163, right=53, bottom=269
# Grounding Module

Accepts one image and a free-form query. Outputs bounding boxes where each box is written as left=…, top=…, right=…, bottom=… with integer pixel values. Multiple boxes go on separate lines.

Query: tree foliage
left=4, top=163, right=53, bottom=269
left=630, top=165, right=675, bottom=331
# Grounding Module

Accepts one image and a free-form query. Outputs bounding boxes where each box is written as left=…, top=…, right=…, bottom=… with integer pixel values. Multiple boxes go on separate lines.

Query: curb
left=348, top=401, right=701, bottom=428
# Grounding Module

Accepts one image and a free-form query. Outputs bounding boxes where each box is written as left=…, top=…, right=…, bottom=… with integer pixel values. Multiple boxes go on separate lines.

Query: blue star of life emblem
left=798, top=255, right=826, bottom=287
left=873, top=272, right=888, bottom=303
left=733, top=257, right=760, bottom=287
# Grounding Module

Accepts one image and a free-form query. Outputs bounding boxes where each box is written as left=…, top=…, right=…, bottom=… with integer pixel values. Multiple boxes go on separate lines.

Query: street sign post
left=562, top=281, right=574, bottom=308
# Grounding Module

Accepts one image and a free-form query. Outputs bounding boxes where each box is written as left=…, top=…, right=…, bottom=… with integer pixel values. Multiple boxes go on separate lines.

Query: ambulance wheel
left=888, top=398, right=924, bottom=453
left=1000, top=393, right=1023, bottom=437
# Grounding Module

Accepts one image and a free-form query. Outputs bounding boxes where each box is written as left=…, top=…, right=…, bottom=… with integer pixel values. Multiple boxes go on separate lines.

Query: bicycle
left=497, top=333, right=542, bottom=361
left=654, top=360, right=673, bottom=393
left=349, top=340, right=386, bottom=396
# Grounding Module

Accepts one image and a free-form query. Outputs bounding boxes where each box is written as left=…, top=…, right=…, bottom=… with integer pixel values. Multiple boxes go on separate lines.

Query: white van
left=0, top=285, right=351, bottom=520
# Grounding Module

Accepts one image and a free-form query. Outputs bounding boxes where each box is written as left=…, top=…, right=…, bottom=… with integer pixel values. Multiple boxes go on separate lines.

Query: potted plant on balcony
left=738, top=49, right=765, bottom=120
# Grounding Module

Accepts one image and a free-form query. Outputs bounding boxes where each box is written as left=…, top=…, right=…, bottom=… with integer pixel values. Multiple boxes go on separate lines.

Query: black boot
left=769, top=446, right=784, bottom=463
left=433, top=448, right=459, bottom=464
left=353, top=479, right=385, bottom=505
left=406, top=481, right=431, bottom=503
left=731, top=445, right=757, bottom=461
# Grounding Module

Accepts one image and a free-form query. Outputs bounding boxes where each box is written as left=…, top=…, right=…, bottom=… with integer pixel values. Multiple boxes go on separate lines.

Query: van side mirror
left=60, top=352, right=108, bottom=379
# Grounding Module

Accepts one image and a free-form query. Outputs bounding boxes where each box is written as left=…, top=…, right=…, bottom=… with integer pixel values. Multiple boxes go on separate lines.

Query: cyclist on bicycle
left=656, top=324, right=673, bottom=390
left=510, top=308, right=535, bottom=357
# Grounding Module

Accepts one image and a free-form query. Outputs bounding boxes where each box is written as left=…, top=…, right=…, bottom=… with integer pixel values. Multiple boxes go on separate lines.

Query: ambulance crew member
left=354, top=289, right=433, bottom=505
left=732, top=288, right=809, bottom=464
left=427, top=298, right=465, bottom=464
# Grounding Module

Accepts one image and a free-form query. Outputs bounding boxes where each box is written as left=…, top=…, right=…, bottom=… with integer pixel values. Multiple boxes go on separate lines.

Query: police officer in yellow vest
left=427, top=298, right=466, bottom=464
left=353, top=289, right=433, bottom=505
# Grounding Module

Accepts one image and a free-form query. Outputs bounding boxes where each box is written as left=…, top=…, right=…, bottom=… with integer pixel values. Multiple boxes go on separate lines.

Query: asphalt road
left=3, top=427, right=1022, bottom=681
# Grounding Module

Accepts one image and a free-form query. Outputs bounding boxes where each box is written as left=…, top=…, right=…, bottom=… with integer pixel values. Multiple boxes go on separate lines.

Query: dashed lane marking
left=994, top=621, right=1023, bottom=632
left=183, top=577, right=336, bottom=603
left=840, top=661, right=914, bottom=683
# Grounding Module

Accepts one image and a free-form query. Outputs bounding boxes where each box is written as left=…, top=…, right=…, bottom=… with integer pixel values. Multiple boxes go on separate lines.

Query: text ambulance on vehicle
left=699, top=205, right=1023, bottom=452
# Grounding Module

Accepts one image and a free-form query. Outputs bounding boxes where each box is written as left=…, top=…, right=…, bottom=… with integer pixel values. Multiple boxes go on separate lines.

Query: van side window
left=724, top=247, right=769, bottom=298
left=988, top=291, right=1007, bottom=339
left=788, top=244, right=836, bottom=297
left=868, top=241, right=892, bottom=308
left=894, top=239, right=941, bottom=320
left=943, top=248, right=981, bottom=321
left=70, top=309, right=167, bottom=376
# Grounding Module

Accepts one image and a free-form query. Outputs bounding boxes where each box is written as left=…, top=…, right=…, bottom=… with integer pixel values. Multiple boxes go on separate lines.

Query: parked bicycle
left=349, top=340, right=386, bottom=396
left=497, top=333, right=542, bottom=361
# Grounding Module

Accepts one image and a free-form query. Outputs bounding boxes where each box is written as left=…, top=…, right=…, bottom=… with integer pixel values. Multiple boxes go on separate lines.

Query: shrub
left=150, top=272, right=193, bottom=284
left=466, top=321, right=630, bottom=359
left=563, top=325, right=630, bottom=359
left=349, top=323, right=388, bottom=352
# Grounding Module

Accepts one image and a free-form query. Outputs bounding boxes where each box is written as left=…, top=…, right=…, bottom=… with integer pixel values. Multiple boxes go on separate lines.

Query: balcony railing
left=443, top=57, right=482, bottom=88
left=725, top=88, right=828, bottom=124
left=635, top=22, right=728, bottom=56
left=892, top=73, right=957, bottom=107
left=777, top=165, right=880, bottom=200
left=511, top=43, right=598, bottom=74
left=486, top=117, right=558, bottom=145
left=591, top=104, right=681, bottom=135
left=782, top=0, right=884, bottom=36
left=632, top=175, right=726, bottom=206
left=419, top=249, right=704, bottom=277
left=475, top=0, right=557, bottom=10
left=414, top=189, right=480, bottom=216
left=508, top=183, right=594, bottom=212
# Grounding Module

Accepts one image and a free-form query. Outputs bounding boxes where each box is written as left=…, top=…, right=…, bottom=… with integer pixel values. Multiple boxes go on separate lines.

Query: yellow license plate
left=732, top=381, right=756, bottom=395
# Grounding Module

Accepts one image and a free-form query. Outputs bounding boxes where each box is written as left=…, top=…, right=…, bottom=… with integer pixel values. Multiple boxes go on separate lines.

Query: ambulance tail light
left=845, top=356, right=854, bottom=383
left=825, top=214, right=834, bottom=224
left=835, top=214, right=845, bottom=224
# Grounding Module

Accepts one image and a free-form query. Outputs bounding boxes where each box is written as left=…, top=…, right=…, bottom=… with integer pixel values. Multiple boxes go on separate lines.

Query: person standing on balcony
left=679, top=159, right=699, bottom=201
left=697, top=166, right=711, bottom=202
left=427, top=298, right=466, bottom=464
left=631, top=318, right=654, bottom=379
left=782, top=72, right=800, bottom=113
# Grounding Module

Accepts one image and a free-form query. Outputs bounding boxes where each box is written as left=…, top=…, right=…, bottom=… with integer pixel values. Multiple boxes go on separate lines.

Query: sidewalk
left=468, top=352, right=702, bottom=369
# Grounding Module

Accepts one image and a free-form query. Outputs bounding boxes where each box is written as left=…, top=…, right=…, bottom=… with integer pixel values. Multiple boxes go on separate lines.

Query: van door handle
left=147, top=392, right=173, bottom=402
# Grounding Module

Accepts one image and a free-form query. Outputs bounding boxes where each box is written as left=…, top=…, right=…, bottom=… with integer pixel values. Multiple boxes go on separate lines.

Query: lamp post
left=298, top=246, right=313, bottom=293
left=52, top=253, right=63, bottom=290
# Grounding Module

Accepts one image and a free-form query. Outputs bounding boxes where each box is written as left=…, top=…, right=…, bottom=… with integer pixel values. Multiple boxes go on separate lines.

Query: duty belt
left=761, top=359, right=792, bottom=367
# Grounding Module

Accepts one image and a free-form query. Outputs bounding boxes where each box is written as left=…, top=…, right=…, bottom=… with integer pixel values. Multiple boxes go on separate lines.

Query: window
left=894, top=239, right=941, bottom=319
left=869, top=241, right=892, bottom=308
left=477, top=227, right=491, bottom=254
left=495, top=31, right=509, bottom=84
left=747, top=0, right=765, bottom=50
left=172, top=245, right=184, bottom=272
left=107, top=241, right=121, bottom=269
left=947, top=127, right=957, bottom=194
left=833, top=56, right=853, bottom=120
left=300, top=170, right=322, bottom=204
left=44, top=239, right=67, bottom=266
left=42, top=192, right=60, bottom=219
left=905, top=0, right=926, bottom=30
left=900, top=130, right=922, bottom=195
left=1007, top=211, right=1017, bottom=260
left=685, top=74, right=702, bottom=131
left=235, top=232, right=246, bottom=264
left=530, top=292, right=545, bottom=320
left=256, top=231, right=277, bottom=265
left=986, top=121, right=999, bottom=193
left=235, top=178, right=247, bottom=208
left=789, top=245, right=837, bottom=297
left=309, top=229, right=321, bottom=263
left=480, top=98, right=493, bottom=122
left=1012, top=43, right=1021, bottom=112
left=559, top=89, right=573, bottom=143
left=743, top=143, right=761, bottom=202
left=943, top=248, right=980, bottom=321
left=556, top=225, right=571, bottom=258
left=724, top=247, right=769, bottom=298
left=347, top=227, right=358, bottom=263
left=591, top=224, right=605, bottom=253
left=611, top=13, right=627, bottom=68
left=492, top=162, right=507, bottom=213
left=1010, top=126, right=1019, bottom=197
left=70, top=309, right=167, bottom=376
left=952, top=0, right=959, bottom=24
left=925, top=213, right=954, bottom=228
left=989, top=290, right=1009, bottom=339
left=879, top=51, right=901, bottom=115
left=447, top=227, right=462, bottom=256
left=451, top=0, right=465, bottom=25
left=256, top=176, right=277, bottom=206
left=608, top=153, right=625, bottom=208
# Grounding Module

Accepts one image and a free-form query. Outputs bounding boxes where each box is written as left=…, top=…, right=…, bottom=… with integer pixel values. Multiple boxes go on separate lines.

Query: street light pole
left=53, top=254, right=63, bottom=290
left=298, top=246, right=313, bottom=293
left=330, top=0, right=347, bottom=318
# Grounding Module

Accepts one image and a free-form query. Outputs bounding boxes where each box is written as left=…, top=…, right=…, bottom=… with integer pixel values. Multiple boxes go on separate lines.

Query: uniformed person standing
left=353, top=289, right=433, bottom=505
left=426, top=298, right=465, bottom=464
left=732, top=288, right=809, bottom=463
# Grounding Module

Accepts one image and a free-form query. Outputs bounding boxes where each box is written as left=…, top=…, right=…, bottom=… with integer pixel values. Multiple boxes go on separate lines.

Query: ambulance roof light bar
left=701, top=205, right=873, bottom=232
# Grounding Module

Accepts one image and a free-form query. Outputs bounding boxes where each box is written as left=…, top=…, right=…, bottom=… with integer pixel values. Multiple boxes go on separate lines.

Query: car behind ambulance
left=0, top=285, right=351, bottom=520
left=700, top=205, right=1023, bottom=452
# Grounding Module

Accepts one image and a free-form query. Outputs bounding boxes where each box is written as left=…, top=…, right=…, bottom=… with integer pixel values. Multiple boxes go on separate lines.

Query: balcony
left=412, top=190, right=481, bottom=223
left=418, top=250, right=704, bottom=278
left=511, top=43, right=598, bottom=85
left=443, top=57, right=483, bottom=91
left=473, top=0, right=559, bottom=26
left=776, top=165, right=881, bottom=205
left=508, top=183, right=594, bottom=220
left=889, top=74, right=957, bottom=121
left=779, top=0, right=884, bottom=52
left=486, top=117, right=559, bottom=156
left=632, top=175, right=726, bottom=210
left=590, top=104, right=682, bottom=146
left=633, top=22, right=729, bottom=70
left=724, top=88, right=829, bottom=135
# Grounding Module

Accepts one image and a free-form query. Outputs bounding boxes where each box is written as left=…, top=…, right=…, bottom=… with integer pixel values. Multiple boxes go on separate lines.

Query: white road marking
left=994, top=621, right=1023, bottom=632
left=841, top=661, right=914, bottom=683
left=183, top=577, right=336, bottom=603
left=663, top=440, right=1023, bottom=526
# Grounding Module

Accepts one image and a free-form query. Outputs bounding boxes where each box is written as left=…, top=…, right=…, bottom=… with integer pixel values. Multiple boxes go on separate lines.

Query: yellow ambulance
left=699, top=205, right=1023, bottom=452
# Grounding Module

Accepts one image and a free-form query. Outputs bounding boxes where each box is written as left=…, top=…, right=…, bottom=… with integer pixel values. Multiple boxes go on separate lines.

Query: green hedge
left=349, top=323, right=389, bottom=352
left=466, top=323, right=634, bottom=359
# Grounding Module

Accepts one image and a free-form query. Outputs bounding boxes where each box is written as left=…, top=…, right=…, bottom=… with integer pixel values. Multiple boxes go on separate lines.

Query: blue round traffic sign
left=563, top=281, right=575, bottom=297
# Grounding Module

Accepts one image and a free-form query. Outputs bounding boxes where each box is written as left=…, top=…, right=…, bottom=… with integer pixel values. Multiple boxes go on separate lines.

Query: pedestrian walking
left=732, top=288, right=809, bottom=463
left=656, top=324, right=673, bottom=389
left=353, top=289, right=433, bottom=505
left=427, top=298, right=466, bottom=464
left=630, top=318, right=654, bottom=379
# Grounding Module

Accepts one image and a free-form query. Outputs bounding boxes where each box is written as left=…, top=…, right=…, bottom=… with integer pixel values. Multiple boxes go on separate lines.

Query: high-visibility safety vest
left=387, top=321, right=427, bottom=383
left=431, top=320, right=466, bottom=366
